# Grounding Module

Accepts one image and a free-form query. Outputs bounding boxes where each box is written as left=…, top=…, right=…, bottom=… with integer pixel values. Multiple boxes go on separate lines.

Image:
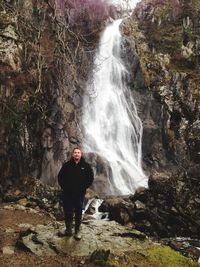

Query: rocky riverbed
left=0, top=201, right=199, bottom=267
left=0, top=177, right=200, bottom=267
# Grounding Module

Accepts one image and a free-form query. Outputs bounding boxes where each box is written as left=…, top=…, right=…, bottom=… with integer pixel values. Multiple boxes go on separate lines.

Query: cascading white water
left=82, top=19, right=148, bottom=195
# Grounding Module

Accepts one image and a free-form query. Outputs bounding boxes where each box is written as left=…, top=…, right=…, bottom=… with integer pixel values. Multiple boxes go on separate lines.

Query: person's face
left=72, top=148, right=82, bottom=162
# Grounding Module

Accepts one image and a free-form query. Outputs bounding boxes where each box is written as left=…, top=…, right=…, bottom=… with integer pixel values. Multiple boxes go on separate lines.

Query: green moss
left=147, top=246, right=200, bottom=267
left=105, top=246, right=200, bottom=267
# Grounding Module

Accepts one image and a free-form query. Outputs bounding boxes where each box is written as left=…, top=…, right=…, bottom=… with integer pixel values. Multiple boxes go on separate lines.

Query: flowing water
left=82, top=19, right=148, bottom=195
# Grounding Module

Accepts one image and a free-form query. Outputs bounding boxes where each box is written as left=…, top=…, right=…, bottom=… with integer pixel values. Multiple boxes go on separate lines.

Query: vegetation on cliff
left=124, top=0, right=200, bottom=165
left=134, top=0, right=200, bottom=95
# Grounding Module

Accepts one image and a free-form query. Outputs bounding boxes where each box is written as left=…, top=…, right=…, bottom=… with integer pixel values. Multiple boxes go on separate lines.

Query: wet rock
left=164, top=238, right=200, bottom=262
left=115, top=229, right=146, bottom=240
left=99, top=197, right=135, bottom=225
left=90, top=249, right=110, bottom=266
left=16, top=220, right=153, bottom=257
left=131, top=187, right=149, bottom=202
left=99, top=182, right=200, bottom=239
left=85, top=199, right=98, bottom=215
left=134, top=200, right=148, bottom=221
left=135, top=200, right=146, bottom=210
left=134, top=220, right=152, bottom=233
left=148, top=172, right=172, bottom=192
left=83, top=198, right=108, bottom=220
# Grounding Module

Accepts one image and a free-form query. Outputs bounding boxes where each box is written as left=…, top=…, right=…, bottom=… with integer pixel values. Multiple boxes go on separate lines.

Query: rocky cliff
left=0, top=0, right=109, bottom=189
left=123, top=0, right=199, bottom=171
left=114, top=0, right=200, bottom=237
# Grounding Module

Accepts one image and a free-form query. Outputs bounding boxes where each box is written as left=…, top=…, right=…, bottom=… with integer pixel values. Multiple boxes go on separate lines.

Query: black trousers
left=62, top=193, right=85, bottom=232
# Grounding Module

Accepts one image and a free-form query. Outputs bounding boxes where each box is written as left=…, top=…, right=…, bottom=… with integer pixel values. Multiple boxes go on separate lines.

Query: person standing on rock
left=58, top=147, right=94, bottom=240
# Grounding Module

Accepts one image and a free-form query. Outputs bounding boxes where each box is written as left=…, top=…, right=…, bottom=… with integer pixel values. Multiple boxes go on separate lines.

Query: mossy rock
left=90, top=249, right=110, bottom=266
left=90, top=250, right=131, bottom=267
left=146, top=246, right=200, bottom=267
left=89, top=246, right=199, bottom=267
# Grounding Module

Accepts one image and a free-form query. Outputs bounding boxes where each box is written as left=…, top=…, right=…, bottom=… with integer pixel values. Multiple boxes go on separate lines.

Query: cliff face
left=0, top=0, right=103, bottom=188
left=136, top=0, right=199, bottom=166
left=120, top=0, right=200, bottom=237
left=123, top=0, right=199, bottom=170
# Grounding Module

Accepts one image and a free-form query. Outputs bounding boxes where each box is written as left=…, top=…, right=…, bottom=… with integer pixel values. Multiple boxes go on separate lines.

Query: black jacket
left=58, top=157, right=94, bottom=195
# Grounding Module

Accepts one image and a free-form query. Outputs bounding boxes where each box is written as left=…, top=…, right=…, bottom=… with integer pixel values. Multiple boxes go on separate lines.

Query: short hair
left=72, top=147, right=82, bottom=153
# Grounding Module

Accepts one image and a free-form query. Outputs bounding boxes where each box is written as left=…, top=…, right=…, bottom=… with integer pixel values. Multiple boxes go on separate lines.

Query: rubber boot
left=74, top=211, right=82, bottom=240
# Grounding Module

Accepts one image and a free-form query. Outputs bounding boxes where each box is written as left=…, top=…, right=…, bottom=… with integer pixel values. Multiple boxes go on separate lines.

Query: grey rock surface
left=18, top=219, right=153, bottom=257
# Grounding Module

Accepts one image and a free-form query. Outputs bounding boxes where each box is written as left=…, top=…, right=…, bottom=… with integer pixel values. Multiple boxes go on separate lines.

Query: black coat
left=58, top=157, right=94, bottom=195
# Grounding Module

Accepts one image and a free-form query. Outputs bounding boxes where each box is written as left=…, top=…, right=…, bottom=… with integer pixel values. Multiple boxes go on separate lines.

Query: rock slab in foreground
left=16, top=219, right=152, bottom=257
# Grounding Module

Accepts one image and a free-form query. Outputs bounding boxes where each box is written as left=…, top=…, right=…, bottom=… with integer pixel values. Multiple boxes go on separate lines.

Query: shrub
left=52, top=0, right=113, bottom=29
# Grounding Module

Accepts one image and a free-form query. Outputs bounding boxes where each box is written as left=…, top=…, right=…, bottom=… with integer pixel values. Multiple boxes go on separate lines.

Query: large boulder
left=100, top=173, right=200, bottom=238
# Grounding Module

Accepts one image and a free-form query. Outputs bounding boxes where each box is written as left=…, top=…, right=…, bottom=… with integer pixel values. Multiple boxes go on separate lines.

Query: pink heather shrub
left=52, top=0, right=113, bottom=28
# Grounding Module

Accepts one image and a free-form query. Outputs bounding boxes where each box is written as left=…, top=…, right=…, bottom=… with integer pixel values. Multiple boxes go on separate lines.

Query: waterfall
left=82, top=19, right=148, bottom=195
